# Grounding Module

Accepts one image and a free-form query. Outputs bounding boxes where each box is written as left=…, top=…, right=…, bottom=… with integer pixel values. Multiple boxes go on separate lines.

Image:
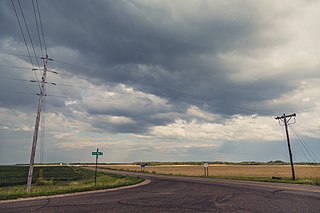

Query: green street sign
left=92, top=148, right=103, bottom=187
left=92, top=152, right=103, bottom=155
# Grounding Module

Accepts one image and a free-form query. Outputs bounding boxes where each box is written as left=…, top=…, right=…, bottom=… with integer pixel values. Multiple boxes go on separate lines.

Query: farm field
left=0, top=166, right=143, bottom=200
left=0, top=166, right=84, bottom=187
left=101, top=164, right=320, bottom=179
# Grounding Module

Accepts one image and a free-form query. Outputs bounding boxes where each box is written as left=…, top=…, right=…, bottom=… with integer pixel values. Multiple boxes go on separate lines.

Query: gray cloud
left=0, top=0, right=307, bottom=116
left=1, top=0, right=320, bottom=163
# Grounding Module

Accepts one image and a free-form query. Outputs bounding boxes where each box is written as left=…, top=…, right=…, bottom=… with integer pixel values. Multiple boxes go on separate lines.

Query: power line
left=13, top=0, right=50, bottom=191
left=10, top=0, right=50, bottom=191
left=0, top=63, right=90, bottom=81
left=36, top=0, right=47, bottom=55
left=290, top=126, right=320, bottom=163
left=32, top=0, right=44, bottom=58
left=53, top=82, right=112, bottom=92
left=46, top=94, right=72, bottom=99
left=290, top=127, right=314, bottom=163
left=17, top=0, right=41, bottom=68
left=11, top=0, right=41, bottom=91
left=289, top=126, right=320, bottom=177
left=11, top=0, right=34, bottom=67
left=0, top=89, right=37, bottom=96
left=0, top=52, right=38, bottom=59
left=0, top=76, right=34, bottom=83
left=0, top=64, right=32, bottom=70
left=53, top=58, right=97, bottom=72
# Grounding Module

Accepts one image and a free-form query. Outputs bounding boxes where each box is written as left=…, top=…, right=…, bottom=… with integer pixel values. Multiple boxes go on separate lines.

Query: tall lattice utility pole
left=27, top=54, right=52, bottom=192
left=275, top=113, right=296, bottom=180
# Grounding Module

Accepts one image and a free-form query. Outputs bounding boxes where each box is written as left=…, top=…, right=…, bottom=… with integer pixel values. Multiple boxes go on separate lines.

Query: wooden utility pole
left=27, top=55, right=51, bottom=192
left=275, top=113, right=296, bottom=180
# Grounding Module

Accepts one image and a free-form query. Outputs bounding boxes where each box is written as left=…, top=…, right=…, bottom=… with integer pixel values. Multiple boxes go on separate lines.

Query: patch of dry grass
left=101, top=164, right=320, bottom=178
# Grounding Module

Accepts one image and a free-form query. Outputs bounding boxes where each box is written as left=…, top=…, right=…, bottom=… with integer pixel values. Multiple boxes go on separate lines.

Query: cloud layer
left=1, top=0, right=320, bottom=164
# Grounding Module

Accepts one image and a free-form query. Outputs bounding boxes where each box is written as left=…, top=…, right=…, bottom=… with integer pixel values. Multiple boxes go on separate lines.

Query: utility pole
left=27, top=54, right=51, bottom=192
left=275, top=113, right=296, bottom=180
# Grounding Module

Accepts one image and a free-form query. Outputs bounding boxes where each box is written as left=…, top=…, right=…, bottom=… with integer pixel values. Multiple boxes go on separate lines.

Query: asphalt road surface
left=1, top=168, right=320, bottom=213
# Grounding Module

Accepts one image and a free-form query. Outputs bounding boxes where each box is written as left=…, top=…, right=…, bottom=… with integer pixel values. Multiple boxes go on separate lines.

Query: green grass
left=0, top=166, right=144, bottom=200
left=207, top=175, right=320, bottom=185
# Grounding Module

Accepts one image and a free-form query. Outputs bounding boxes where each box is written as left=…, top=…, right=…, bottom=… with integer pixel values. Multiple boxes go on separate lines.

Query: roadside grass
left=208, top=175, right=320, bottom=185
left=0, top=166, right=143, bottom=200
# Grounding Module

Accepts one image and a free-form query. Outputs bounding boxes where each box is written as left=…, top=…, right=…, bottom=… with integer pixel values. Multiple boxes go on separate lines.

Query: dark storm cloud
left=40, top=0, right=281, bottom=65
left=0, top=0, right=304, bottom=124
left=10, top=0, right=295, bottom=117
left=91, top=119, right=148, bottom=134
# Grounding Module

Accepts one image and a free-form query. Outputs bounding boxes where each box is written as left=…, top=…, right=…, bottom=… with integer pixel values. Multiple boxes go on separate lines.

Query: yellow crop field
left=101, top=164, right=320, bottom=178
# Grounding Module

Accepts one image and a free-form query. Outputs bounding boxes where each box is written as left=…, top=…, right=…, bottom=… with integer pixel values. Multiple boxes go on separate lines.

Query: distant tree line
left=133, top=161, right=320, bottom=166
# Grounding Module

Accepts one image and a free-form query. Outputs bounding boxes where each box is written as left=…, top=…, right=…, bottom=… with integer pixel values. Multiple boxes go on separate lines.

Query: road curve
left=1, top=168, right=319, bottom=212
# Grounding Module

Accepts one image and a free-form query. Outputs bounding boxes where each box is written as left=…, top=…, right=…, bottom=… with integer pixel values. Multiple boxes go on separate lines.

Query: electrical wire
left=0, top=62, right=91, bottom=81
left=11, top=0, right=41, bottom=91
left=17, top=0, right=41, bottom=68
left=289, top=126, right=320, bottom=178
left=290, top=126, right=320, bottom=163
left=36, top=0, right=47, bottom=55
left=32, top=0, right=44, bottom=58
left=0, top=64, right=32, bottom=70
left=290, top=128, right=313, bottom=163
left=11, top=0, right=34, bottom=67
left=0, top=76, right=34, bottom=82
left=8, top=0, right=50, bottom=167
left=0, top=89, right=37, bottom=96
left=45, top=94, right=72, bottom=99
left=0, top=51, right=37, bottom=59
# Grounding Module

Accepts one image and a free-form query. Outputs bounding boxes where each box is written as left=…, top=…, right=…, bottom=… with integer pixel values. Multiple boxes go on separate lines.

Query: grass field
left=0, top=166, right=143, bottom=200
left=101, top=164, right=320, bottom=185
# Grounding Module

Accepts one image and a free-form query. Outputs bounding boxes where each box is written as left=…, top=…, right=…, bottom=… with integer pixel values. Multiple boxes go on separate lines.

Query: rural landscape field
left=2, top=162, right=319, bottom=200
left=0, top=165, right=143, bottom=200
left=100, top=163, right=320, bottom=183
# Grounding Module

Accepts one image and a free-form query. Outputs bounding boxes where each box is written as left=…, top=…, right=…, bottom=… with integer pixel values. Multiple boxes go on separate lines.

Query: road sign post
left=92, top=148, right=103, bottom=186
left=140, top=163, right=146, bottom=172
left=204, top=163, right=209, bottom=177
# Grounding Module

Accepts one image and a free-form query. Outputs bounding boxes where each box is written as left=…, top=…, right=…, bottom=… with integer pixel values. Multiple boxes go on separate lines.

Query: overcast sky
left=1, top=0, right=320, bottom=164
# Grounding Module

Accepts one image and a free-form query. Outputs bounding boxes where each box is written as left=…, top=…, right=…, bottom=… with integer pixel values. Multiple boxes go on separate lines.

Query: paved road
left=1, top=168, right=320, bottom=212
